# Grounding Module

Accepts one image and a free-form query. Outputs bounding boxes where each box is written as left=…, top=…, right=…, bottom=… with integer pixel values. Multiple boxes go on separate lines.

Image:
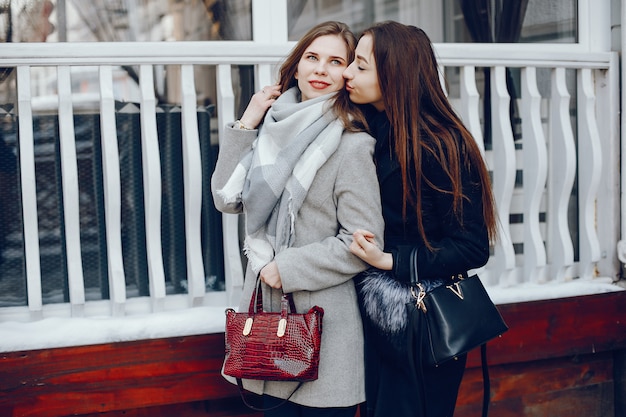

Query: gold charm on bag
left=410, top=283, right=427, bottom=313
left=446, top=282, right=464, bottom=299
left=446, top=273, right=465, bottom=299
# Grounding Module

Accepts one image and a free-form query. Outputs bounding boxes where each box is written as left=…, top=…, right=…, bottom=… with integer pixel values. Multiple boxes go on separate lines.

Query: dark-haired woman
left=343, top=21, right=498, bottom=417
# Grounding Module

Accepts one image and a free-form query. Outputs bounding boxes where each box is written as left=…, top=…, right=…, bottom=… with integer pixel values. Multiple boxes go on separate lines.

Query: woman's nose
left=343, top=65, right=352, bottom=79
left=314, top=61, right=328, bottom=74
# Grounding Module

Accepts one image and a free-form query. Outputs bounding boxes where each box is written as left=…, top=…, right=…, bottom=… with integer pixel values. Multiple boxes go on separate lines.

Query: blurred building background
left=0, top=0, right=581, bottom=105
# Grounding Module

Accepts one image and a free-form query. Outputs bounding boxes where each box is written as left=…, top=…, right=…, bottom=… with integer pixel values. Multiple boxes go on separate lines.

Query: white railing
left=0, top=41, right=622, bottom=337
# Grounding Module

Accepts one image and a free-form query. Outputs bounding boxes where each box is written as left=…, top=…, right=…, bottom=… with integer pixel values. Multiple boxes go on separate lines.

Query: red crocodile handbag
left=223, top=279, right=324, bottom=382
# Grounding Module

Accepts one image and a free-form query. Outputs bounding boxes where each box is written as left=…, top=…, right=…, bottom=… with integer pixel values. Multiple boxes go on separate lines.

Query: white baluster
left=547, top=67, right=575, bottom=281
left=459, top=66, right=485, bottom=154
left=594, top=55, right=620, bottom=279
left=17, top=66, right=43, bottom=320
left=252, top=0, right=286, bottom=93
left=577, top=68, right=602, bottom=279
left=99, top=66, right=126, bottom=316
left=217, top=64, right=244, bottom=306
left=439, top=64, right=448, bottom=97
left=58, top=66, right=86, bottom=317
left=139, top=65, right=166, bottom=311
left=490, top=66, right=517, bottom=286
left=521, top=67, right=548, bottom=283
left=459, top=65, right=489, bottom=281
left=180, top=64, right=206, bottom=306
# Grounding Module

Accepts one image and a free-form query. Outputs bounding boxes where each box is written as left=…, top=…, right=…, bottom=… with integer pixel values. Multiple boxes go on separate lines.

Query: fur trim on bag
left=356, top=268, right=413, bottom=334
left=356, top=268, right=447, bottom=335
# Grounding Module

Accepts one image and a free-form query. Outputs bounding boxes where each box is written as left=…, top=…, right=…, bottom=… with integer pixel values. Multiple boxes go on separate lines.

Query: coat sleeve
left=393, top=146, right=491, bottom=282
left=274, top=132, right=385, bottom=293
left=210, top=124, right=257, bottom=214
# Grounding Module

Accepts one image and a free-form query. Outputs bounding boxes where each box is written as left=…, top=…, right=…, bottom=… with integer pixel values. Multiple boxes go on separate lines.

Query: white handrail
left=0, top=42, right=613, bottom=68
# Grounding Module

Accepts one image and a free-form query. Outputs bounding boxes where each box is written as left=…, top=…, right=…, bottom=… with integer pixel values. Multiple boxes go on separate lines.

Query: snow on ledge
left=0, top=305, right=234, bottom=353
left=0, top=278, right=623, bottom=353
left=487, top=277, right=625, bottom=305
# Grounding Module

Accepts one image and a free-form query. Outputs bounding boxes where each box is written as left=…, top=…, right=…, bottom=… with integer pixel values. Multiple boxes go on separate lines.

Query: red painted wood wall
left=1, top=291, right=625, bottom=417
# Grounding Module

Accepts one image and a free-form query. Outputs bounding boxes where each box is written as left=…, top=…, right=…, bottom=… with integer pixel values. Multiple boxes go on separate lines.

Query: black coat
left=360, top=109, right=490, bottom=417
left=368, top=109, right=490, bottom=284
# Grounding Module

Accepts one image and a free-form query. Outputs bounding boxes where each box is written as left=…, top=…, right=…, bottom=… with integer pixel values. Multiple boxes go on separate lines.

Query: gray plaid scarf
left=216, top=88, right=344, bottom=272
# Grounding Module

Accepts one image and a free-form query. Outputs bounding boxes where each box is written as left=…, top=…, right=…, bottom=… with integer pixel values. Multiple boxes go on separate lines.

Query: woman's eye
left=307, top=55, right=318, bottom=61
left=358, top=66, right=365, bottom=71
left=331, top=59, right=343, bottom=65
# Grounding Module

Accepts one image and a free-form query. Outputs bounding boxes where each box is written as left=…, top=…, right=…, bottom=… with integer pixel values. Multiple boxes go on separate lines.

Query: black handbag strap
left=480, top=343, right=490, bottom=417
left=235, top=378, right=303, bottom=411
left=415, top=339, right=492, bottom=416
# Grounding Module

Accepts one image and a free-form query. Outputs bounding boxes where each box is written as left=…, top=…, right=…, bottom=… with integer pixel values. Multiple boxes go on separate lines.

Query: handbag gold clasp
left=242, top=317, right=253, bottom=336
left=410, top=283, right=427, bottom=313
left=277, top=318, right=287, bottom=337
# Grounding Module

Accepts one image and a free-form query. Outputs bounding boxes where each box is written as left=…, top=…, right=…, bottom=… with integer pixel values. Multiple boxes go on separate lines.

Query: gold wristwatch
left=234, top=120, right=253, bottom=130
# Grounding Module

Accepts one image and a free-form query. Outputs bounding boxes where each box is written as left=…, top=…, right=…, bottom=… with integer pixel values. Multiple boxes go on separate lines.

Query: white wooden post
left=521, top=67, right=548, bottom=284
left=180, top=64, right=206, bottom=306
left=139, top=65, right=166, bottom=311
left=58, top=66, right=86, bottom=316
left=547, top=68, right=576, bottom=282
left=17, top=66, right=43, bottom=320
left=99, top=65, right=126, bottom=316
left=490, top=66, right=517, bottom=286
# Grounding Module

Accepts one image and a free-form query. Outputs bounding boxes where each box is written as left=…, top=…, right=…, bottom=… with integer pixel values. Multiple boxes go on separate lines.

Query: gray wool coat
left=211, top=123, right=384, bottom=408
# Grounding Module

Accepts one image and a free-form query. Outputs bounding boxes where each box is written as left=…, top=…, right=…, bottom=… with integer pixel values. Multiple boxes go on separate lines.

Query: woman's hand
left=260, top=261, right=282, bottom=289
left=239, top=85, right=282, bottom=129
left=350, top=229, right=393, bottom=270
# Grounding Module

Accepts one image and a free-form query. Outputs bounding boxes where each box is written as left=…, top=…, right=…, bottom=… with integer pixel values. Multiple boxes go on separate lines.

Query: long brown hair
left=276, top=21, right=366, bottom=131
left=363, top=21, right=497, bottom=248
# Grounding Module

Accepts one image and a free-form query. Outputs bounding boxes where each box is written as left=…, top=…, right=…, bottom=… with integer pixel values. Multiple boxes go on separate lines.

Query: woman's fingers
left=259, top=261, right=282, bottom=289
left=262, top=84, right=282, bottom=99
left=240, top=85, right=282, bottom=128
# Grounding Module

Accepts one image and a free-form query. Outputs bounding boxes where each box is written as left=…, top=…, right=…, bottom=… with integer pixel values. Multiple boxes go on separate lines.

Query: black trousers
left=362, top=308, right=467, bottom=417
left=262, top=396, right=358, bottom=417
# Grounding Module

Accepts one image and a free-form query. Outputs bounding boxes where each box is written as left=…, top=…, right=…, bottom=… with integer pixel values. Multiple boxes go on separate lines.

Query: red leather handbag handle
left=247, top=276, right=298, bottom=314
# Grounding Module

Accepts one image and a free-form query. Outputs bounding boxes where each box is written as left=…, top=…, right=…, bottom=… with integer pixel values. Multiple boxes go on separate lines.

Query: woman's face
left=343, top=34, right=384, bottom=111
left=296, top=34, right=349, bottom=101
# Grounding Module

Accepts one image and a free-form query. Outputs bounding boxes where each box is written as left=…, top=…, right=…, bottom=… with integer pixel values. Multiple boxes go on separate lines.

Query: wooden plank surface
left=466, top=290, right=626, bottom=368
left=1, top=291, right=625, bottom=417
left=457, top=351, right=615, bottom=416
left=0, top=335, right=243, bottom=417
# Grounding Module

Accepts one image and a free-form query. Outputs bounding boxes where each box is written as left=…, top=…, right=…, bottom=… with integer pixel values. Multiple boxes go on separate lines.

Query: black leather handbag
left=410, top=273, right=509, bottom=366
left=409, top=251, right=509, bottom=417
